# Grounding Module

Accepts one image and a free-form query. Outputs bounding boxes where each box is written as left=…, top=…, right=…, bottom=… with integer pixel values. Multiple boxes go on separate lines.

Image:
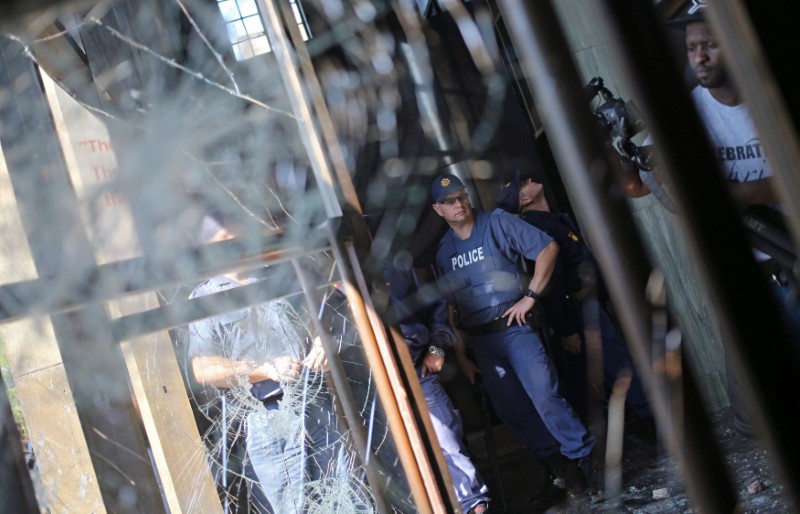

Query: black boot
left=577, top=456, right=602, bottom=500
left=528, top=480, right=567, bottom=511
left=541, top=454, right=586, bottom=497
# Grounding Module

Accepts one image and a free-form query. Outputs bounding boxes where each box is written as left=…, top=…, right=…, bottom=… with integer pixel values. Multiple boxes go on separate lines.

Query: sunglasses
left=438, top=193, right=469, bottom=206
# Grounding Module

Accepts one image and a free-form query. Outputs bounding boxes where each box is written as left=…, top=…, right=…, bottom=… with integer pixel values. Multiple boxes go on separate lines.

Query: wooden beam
left=0, top=36, right=165, bottom=512
left=42, top=68, right=222, bottom=513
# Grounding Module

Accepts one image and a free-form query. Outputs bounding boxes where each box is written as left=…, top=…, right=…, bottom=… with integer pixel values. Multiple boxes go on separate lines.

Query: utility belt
left=564, top=287, right=591, bottom=309
left=462, top=317, right=516, bottom=336
left=461, top=308, right=541, bottom=336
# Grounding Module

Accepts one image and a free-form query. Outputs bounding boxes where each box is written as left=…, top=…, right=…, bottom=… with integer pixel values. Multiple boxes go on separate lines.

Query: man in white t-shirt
left=679, top=6, right=775, bottom=207
left=669, top=3, right=800, bottom=437
left=188, top=215, right=369, bottom=513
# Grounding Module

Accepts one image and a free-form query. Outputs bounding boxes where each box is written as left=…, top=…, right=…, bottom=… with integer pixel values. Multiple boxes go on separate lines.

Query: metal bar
left=258, top=0, right=343, bottom=219
left=324, top=221, right=437, bottom=514
left=703, top=2, right=800, bottom=257
left=290, top=258, right=391, bottom=514
left=260, top=3, right=456, bottom=510
left=344, top=239, right=453, bottom=514
left=0, top=234, right=324, bottom=325
left=0, top=0, right=95, bottom=19
left=397, top=41, right=473, bottom=188
left=109, top=269, right=330, bottom=342
left=590, top=0, right=800, bottom=507
left=493, top=1, right=738, bottom=512
left=275, top=0, right=363, bottom=215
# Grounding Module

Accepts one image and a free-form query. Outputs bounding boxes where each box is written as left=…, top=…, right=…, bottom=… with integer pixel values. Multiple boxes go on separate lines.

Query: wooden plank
left=0, top=371, right=40, bottom=513
left=0, top=87, right=105, bottom=513
left=41, top=70, right=222, bottom=513
left=0, top=37, right=164, bottom=512
left=116, top=294, right=222, bottom=514
left=10, top=362, right=105, bottom=513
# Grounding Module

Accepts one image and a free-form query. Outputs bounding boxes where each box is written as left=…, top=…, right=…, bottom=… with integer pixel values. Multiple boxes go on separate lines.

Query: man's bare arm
left=503, top=240, right=559, bottom=326
left=529, top=239, right=559, bottom=295
left=191, top=355, right=302, bottom=388
left=614, top=153, right=654, bottom=198
left=730, top=177, right=777, bottom=206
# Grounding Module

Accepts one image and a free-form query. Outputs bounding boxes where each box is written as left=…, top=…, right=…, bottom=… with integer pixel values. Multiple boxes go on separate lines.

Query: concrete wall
left=551, top=0, right=728, bottom=407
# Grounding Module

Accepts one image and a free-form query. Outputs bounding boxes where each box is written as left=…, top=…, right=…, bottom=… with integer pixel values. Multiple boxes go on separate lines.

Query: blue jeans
left=246, top=393, right=362, bottom=514
left=469, top=325, right=594, bottom=460
left=420, top=373, right=489, bottom=512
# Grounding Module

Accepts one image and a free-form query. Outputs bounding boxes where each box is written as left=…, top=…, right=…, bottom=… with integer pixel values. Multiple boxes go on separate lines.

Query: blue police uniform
left=384, top=260, right=490, bottom=513
left=436, top=208, right=594, bottom=461
left=520, top=210, right=651, bottom=420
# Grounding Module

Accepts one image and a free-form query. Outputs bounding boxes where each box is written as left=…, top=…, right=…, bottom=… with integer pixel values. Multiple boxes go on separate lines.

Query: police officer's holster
left=528, top=304, right=563, bottom=373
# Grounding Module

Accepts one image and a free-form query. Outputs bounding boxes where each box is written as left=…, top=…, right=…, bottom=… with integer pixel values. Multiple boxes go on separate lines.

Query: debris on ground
left=652, top=488, right=669, bottom=500
left=747, top=480, right=768, bottom=495
left=468, top=406, right=792, bottom=513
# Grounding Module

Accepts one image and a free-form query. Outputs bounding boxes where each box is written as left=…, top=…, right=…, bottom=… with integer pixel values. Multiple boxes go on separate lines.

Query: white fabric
left=691, top=86, right=771, bottom=183
left=692, top=86, right=772, bottom=261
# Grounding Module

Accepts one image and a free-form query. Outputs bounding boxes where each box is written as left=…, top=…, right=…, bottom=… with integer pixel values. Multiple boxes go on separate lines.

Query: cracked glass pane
left=0, top=0, right=465, bottom=511
left=4, top=0, right=798, bottom=512
left=0, top=0, right=575, bottom=511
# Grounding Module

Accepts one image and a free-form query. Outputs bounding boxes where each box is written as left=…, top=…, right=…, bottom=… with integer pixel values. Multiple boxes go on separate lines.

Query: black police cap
left=666, top=0, right=707, bottom=30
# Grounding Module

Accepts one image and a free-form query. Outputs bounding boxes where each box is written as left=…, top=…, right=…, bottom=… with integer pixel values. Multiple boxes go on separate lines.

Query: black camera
left=584, top=77, right=652, bottom=170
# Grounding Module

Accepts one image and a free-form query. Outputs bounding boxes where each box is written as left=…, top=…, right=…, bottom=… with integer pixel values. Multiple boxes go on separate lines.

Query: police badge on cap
left=431, top=174, right=466, bottom=203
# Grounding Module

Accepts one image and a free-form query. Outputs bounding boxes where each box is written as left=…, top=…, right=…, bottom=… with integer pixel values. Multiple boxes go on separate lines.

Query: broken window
left=0, top=0, right=454, bottom=511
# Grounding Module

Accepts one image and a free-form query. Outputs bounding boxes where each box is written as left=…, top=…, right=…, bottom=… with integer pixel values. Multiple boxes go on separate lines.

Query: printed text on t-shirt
left=716, top=142, right=764, bottom=162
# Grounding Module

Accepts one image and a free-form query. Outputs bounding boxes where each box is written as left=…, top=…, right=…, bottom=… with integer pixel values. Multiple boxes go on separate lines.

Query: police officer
left=384, top=256, right=491, bottom=514
left=498, top=169, right=652, bottom=422
left=430, top=174, right=598, bottom=499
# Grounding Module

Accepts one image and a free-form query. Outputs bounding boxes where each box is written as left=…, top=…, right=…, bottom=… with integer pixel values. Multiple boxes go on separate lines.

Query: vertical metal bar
left=590, top=0, right=800, bottom=508
left=258, top=0, right=343, bottom=219
left=221, top=395, right=229, bottom=514
left=704, top=2, right=800, bottom=256
left=260, top=3, right=454, bottom=511
left=342, top=239, right=453, bottom=514
left=324, top=221, right=441, bottom=514
left=493, top=1, right=739, bottom=512
left=494, top=0, right=664, bottom=438
left=274, top=0, right=364, bottom=216
left=398, top=41, right=475, bottom=196
left=290, top=258, right=391, bottom=514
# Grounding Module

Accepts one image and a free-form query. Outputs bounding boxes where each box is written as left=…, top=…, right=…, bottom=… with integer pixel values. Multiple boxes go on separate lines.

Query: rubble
left=747, top=480, right=768, bottom=495
left=652, top=488, right=670, bottom=500
left=471, top=407, right=791, bottom=512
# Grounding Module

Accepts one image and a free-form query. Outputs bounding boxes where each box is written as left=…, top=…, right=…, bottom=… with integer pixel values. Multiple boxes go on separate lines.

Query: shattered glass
left=0, top=0, right=481, bottom=511
left=0, top=0, right=541, bottom=510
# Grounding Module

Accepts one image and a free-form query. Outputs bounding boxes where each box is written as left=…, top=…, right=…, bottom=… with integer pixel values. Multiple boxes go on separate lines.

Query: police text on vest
left=452, top=247, right=485, bottom=270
